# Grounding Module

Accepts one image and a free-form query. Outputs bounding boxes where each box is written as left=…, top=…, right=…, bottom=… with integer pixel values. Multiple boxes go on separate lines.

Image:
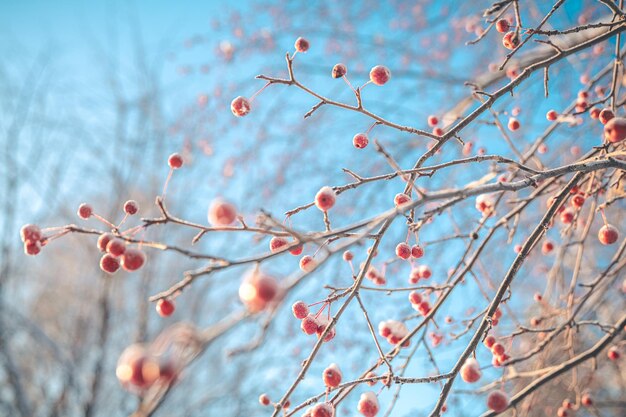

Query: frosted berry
left=97, top=233, right=115, bottom=252
left=106, top=238, right=126, bottom=257
left=78, top=203, right=93, bottom=219
left=411, top=244, right=424, bottom=258
left=507, top=117, right=520, bottom=131
left=208, top=199, right=237, bottom=226
left=502, top=31, right=519, bottom=49
left=343, top=250, right=354, bottom=261
left=599, top=108, right=615, bottom=125
left=495, top=19, right=510, bottom=33
left=294, top=37, right=310, bottom=53
left=311, top=403, right=333, bottom=417
left=300, top=255, right=317, bottom=272
left=124, top=200, right=139, bottom=215
left=168, top=153, right=184, bottom=169
left=408, top=291, right=422, bottom=305
left=369, top=65, right=390, bottom=86
left=24, top=240, right=41, bottom=255
left=353, top=133, right=369, bottom=149
left=460, top=358, right=482, bottom=383
left=357, top=392, right=380, bottom=417
left=418, top=265, right=432, bottom=279
left=581, top=393, right=593, bottom=407
left=542, top=240, right=554, bottom=255
left=487, top=390, right=509, bottom=413
left=121, top=248, right=146, bottom=271
left=270, top=236, right=288, bottom=253
left=292, top=301, right=309, bottom=319
left=483, top=335, right=496, bottom=349
left=289, top=244, right=303, bottom=256
left=598, top=224, right=618, bottom=245
left=315, top=186, right=336, bottom=211
left=332, top=63, right=347, bottom=78
left=239, top=269, right=279, bottom=312
left=156, top=299, right=175, bottom=317
left=231, top=96, right=251, bottom=117
left=427, top=115, right=439, bottom=126
left=20, top=224, right=42, bottom=243
left=322, top=363, right=342, bottom=388
left=395, top=242, right=411, bottom=260
left=491, top=343, right=505, bottom=356
left=259, top=393, right=271, bottom=406
left=604, top=117, right=626, bottom=142
left=394, top=193, right=411, bottom=208
left=100, top=254, right=120, bottom=274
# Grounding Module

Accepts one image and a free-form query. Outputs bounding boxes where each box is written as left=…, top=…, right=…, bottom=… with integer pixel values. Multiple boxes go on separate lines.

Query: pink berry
left=590, top=107, right=600, bottom=119
left=97, top=233, right=114, bottom=252
left=231, top=96, right=251, bottom=117
left=24, top=240, right=41, bottom=255
left=311, top=403, right=333, bottom=417
left=299, top=255, right=317, bottom=272
left=208, top=199, right=237, bottom=226
left=598, top=224, right=619, bottom=245
left=487, top=390, right=509, bottom=413
left=369, top=65, right=390, bottom=86
left=546, top=110, right=558, bottom=121
left=20, top=224, right=42, bottom=243
left=292, top=301, right=309, bottom=319
left=542, top=240, right=554, bottom=255
left=301, top=314, right=319, bottom=335
left=483, top=335, right=496, bottom=349
left=342, top=250, right=353, bottom=261
left=608, top=345, right=620, bottom=360
left=294, top=37, right=310, bottom=53
left=269, top=236, right=288, bottom=253
left=408, top=291, right=422, bottom=305
left=239, top=269, right=279, bottom=313
left=604, top=117, right=626, bottom=142
left=599, top=108, right=615, bottom=125
left=259, top=393, right=271, bottom=406
left=560, top=209, right=574, bottom=224
left=106, top=238, right=126, bottom=257
left=502, top=31, right=519, bottom=49
left=124, top=200, right=139, bottom=215
left=418, top=265, right=432, bottom=279
left=78, top=203, right=93, bottom=219
left=156, top=299, right=175, bottom=317
left=121, top=248, right=146, bottom=271
left=315, top=186, right=336, bottom=211
left=289, top=244, right=303, bottom=256
left=332, top=63, right=347, bottom=78
left=168, top=153, right=184, bottom=169
left=100, top=253, right=120, bottom=274
left=491, top=343, right=505, bottom=356
left=460, top=358, right=482, bottom=383
left=507, top=117, right=520, bottom=131
left=427, top=115, right=439, bottom=126
left=394, top=193, right=411, bottom=208
left=495, top=19, right=510, bottom=33
left=411, top=245, right=424, bottom=258
left=357, top=392, right=380, bottom=417
left=581, top=393, right=593, bottom=407
left=353, top=133, right=369, bottom=149
left=322, top=363, right=342, bottom=388
left=395, top=242, right=411, bottom=260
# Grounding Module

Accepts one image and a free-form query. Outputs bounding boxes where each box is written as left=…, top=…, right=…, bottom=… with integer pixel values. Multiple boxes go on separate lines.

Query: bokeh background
left=1, top=1, right=623, bottom=417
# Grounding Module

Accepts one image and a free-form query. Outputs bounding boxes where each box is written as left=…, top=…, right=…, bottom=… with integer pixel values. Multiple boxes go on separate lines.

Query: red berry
left=121, top=248, right=146, bottom=271
left=100, top=254, right=120, bottom=274
left=411, top=244, right=424, bottom=258
left=292, top=301, right=309, bottom=319
left=20, top=224, right=42, bottom=243
left=300, top=255, right=317, bottom=272
left=590, top=107, right=600, bottom=119
left=598, top=224, right=619, bottom=245
left=116, top=344, right=159, bottom=390
left=542, top=240, right=554, bottom=255
left=495, top=19, right=510, bottom=33
left=483, top=335, right=496, bottom=349
left=269, top=236, right=288, bottom=253
left=156, top=299, right=175, bottom=317
left=604, top=117, right=626, bottom=142
left=208, top=199, right=237, bottom=226
left=560, top=209, right=574, bottom=224
left=231, top=96, right=251, bottom=117
left=315, top=186, right=336, bottom=211
left=581, top=393, right=593, bottom=407
left=364, top=371, right=377, bottom=386
left=562, top=399, right=574, bottom=410
left=357, top=392, right=379, bottom=417
left=491, top=343, right=505, bottom=356
left=599, top=108, right=615, bottom=125
left=294, top=37, right=309, bottom=53
left=546, top=110, right=558, bottom=121
left=408, top=291, right=422, bottom=305
left=259, top=393, right=271, bottom=406
left=460, top=358, right=482, bottom=383
left=289, top=244, right=303, bottom=256
left=311, top=403, right=333, bottom=417
left=106, top=238, right=126, bottom=257
left=78, top=203, right=93, bottom=219
left=97, top=233, right=115, bottom=252
left=353, top=133, right=369, bottom=149
left=24, top=240, right=41, bottom=255
left=395, top=242, right=411, bottom=260
left=427, top=115, right=439, bottom=126
left=507, top=117, right=520, bottom=131
left=301, top=314, right=319, bottom=335
left=394, top=193, right=411, bottom=208
left=322, top=363, right=342, bottom=388
left=332, top=63, right=347, bottom=78
left=487, top=390, right=509, bottom=413
left=342, top=250, right=353, bottom=261
left=418, top=265, right=432, bottom=279
left=571, top=194, right=585, bottom=208
left=239, top=269, right=279, bottom=313
left=124, top=200, right=139, bottom=215
left=608, top=345, right=620, bottom=360
left=369, top=65, right=390, bottom=86
left=168, top=153, right=183, bottom=169
left=502, top=31, right=519, bottom=49
left=432, top=127, right=444, bottom=136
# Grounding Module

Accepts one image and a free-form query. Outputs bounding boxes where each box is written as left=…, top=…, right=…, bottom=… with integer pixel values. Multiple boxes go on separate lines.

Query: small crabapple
left=369, top=65, right=390, bottom=86
left=124, top=200, right=139, bottom=215
left=460, top=358, right=482, bottom=383
left=599, top=108, right=615, bottom=125
left=292, top=301, right=309, bottom=319
left=269, top=236, right=288, bottom=253
left=20, top=224, right=42, bottom=243
left=418, top=265, right=432, bottom=279
left=116, top=344, right=159, bottom=390
left=322, top=363, right=342, bottom=388
left=106, top=238, right=126, bottom=257
left=239, top=269, right=278, bottom=312
left=557, top=407, right=568, bottom=417
left=299, top=255, right=317, bottom=272
left=487, top=390, right=509, bottom=413
left=121, top=248, right=146, bottom=271
left=342, top=250, right=353, bottom=261
left=491, top=343, right=505, bottom=356
left=571, top=194, right=585, bottom=208
left=168, top=153, right=184, bottom=169
left=231, top=96, right=251, bottom=117
left=546, top=110, right=558, bottom=121
left=259, top=393, right=271, bottom=406
left=581, top=393, right=593, bottom=407
left=507, top=117, right=520, bottom=131
left=502, top=31, right=519, bottom=49
left=604, top=117, right=626, bottom=142
left=432, top=126, right=444, bottom=136
left=411, top=244, right=424, bottom=258
left=542, top=240, right=554, bottom=255
left=314, top=186, right=336, bottom=211
left=78, top=203, right=93, bottom=219
left=156, top=299, right=175, bottom=317
left=562, top=399, right=573, bottom=410
left=590, top=107, right=600, bottom=119
left=24, top=240, right=41, bottom=255
left=495, top=19, right=510, bottom=33
left=289, top=244, right=303, bottom=256
left=208, top=198, right=237, bottom=226
left=294, top=37, right=309, bottom=53
left=311, top=403, right=333, bottom=417
left=301, top=314, right=319, bottom=335
left=353, top=133, right=369, bottom=149
left=607, top=345, right=620, bottom=360
left=394, top=193, right=411, bottom=207
left=332, top=63, right=347, bottom=78
left=598, top=224, right=619, bottom=245
left=409, top=291, right=422, bottom=305
left=97, top=233, right=115, bottom=252
left=357, top=392, right=379, bottom=417
left=427, top=115, right=439, bottom=126
left=395, top=242, right=411, bottom=260
left=560, top=209, right=574, bottom=224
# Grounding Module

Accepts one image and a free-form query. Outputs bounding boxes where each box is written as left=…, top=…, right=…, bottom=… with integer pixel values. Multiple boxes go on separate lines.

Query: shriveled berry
left=322, top=363, right=342, bottom=388
left=495, top=19, right=510, bottom=33
left=599, top=108, right=615, bottom=125
left=97, top=233, right=115, bottom=252
left=301, top=314, right=319, bottom=335
left=502, top=31, right=519, bottom=49
left=300, top=255, right=317, bottom=272
left=394, top=193, right=411, bottom=208
left=411, top=244, right=424, bottom=258
left=270, top=236, right=288, bottom=253
left=24, top=240, right=41, bottom=255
